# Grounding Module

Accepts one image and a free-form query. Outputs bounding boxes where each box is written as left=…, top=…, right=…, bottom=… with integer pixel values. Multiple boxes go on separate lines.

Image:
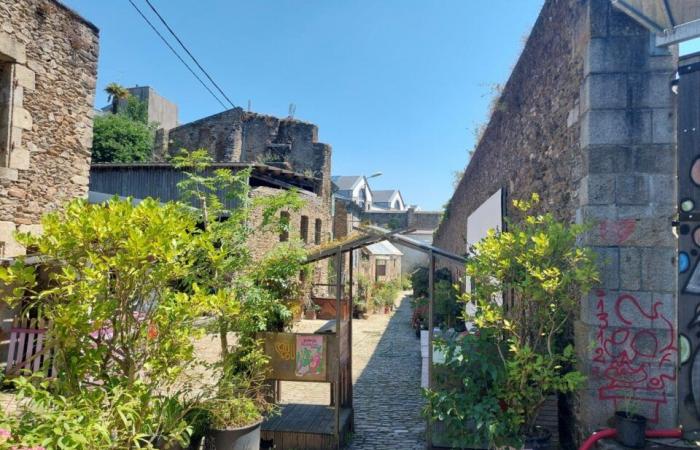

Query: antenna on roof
left=247, top=99, right=252, bottom=112
left=288, top=103, right=296, bottom=119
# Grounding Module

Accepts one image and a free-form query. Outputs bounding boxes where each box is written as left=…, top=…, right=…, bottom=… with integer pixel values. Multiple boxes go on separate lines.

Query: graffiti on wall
left=591, top=289, right=677, bottom=423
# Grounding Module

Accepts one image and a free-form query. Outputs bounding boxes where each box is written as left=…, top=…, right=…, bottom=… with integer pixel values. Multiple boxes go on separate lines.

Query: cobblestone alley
left=281, top=293, right=425, bottom=449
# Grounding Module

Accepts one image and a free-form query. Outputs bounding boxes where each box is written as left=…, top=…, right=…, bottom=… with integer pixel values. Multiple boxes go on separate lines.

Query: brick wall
left=0, top=0, right=98, bottom=257
left=432, top=0, right=678, bottom=441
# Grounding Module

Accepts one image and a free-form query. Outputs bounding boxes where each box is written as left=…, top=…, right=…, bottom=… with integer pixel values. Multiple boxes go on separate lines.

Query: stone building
left=0, top=0, right=99, bottom=368
left=156, top=107, right=333, bottom=203
left=0, top=0, right=98, bottom=258
left=358, top=241, right=403, bottom=284
left=432, top=0, right=677, bottom=443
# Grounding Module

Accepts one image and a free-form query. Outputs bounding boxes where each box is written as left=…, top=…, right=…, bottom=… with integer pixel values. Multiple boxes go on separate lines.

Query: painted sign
left=295, top=335, right=326, bottom=378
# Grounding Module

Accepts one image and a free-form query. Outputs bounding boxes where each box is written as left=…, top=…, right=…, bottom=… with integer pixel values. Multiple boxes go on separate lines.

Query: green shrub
left=423, top=194, right=598, bottom=447
left=92, top=113, right=154, bottom=163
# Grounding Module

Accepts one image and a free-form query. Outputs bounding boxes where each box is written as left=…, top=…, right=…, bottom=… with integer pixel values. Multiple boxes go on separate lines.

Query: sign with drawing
left=295, top=335, right=326, bottom=379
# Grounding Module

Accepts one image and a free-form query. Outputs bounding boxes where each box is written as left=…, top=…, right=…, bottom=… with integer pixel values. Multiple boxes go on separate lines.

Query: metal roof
left=612, top=0, right=700, bottom=45
left=365, top=241, right=403, bottom=256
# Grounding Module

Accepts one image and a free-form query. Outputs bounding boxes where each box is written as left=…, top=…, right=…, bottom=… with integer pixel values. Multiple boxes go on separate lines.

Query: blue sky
left=62, top=1, right=543, bottom=210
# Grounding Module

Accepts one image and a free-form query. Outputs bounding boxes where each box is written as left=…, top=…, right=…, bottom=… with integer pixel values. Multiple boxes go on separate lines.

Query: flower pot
left=206, top=421, right=262, bottom=450
left=304, top=310, right=317, bottom=320
left=523, top=426, right=552, bottom=450
left=615, top=411, right=647, bottom=449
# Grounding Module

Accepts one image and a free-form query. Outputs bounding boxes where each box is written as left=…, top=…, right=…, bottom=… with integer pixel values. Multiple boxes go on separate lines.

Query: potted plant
left=614, top=396, right=647, bottom=448
left=423, top=194, right=598, bottom=450
left=197, top=344, right=276, bottom=450
left=303, top=301, right=321, bottom=320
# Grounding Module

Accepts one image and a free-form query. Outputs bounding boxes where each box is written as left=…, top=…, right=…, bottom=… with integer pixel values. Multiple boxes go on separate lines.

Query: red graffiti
left=599, top=219, right=636, bottom=245
left=591, top=290, right=676, bottom=423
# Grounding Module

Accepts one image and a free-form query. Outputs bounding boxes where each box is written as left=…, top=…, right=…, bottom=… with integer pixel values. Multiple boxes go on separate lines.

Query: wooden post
left=334, top=249, right=342, bottom=448
left=426, top=251, right=436, bottom=449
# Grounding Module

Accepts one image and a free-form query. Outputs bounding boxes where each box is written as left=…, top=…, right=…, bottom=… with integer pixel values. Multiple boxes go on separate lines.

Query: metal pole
left=348, top=249, right=354, bottom=421
left=426, top=251, right=435, bottom=449
left=335, top=249, right=342, bottom=447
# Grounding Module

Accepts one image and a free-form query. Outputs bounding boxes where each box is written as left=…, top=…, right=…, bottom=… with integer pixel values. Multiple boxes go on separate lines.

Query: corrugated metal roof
left=612, top=0, right=700, bottom=33
left=365, top=240, right=403, bottom=256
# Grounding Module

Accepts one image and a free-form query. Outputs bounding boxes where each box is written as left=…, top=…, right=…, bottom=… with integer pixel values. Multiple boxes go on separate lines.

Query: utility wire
left=143, top=0, right=236, bottom=109
left=126, top=0, right=228, bottom=110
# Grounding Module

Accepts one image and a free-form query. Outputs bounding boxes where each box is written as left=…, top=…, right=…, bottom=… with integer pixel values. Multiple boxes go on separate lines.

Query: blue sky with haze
left=63, top=1, right=700, bottom=211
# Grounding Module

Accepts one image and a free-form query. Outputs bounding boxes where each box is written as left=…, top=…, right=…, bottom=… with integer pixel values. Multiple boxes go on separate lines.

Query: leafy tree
left=124, top=95, right=149, bottom=124
left=92, top=113, right=154, bottom=163
left=105, top=82, right=130, bottom=114
left=172, top=149, right=307, bottom=360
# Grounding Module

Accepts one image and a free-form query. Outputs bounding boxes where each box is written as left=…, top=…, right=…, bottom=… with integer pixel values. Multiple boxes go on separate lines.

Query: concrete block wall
left=574, top=0, right=678, bottom=435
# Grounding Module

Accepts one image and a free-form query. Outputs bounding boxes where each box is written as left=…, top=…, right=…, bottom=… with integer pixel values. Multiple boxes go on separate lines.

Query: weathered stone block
left=652, top=108, right=675, bottom=144
left=0, top=167, right=18, bottom=181
left=649, top=174, right=676, bottom=204
left=620, top=247, right=642, bottom=290
left=584, top=145, right=675, bottom=175
left=9, top=147, right=29, bottom=170
left=641, top=247, right=675, bottom=292
left=592, top=246, right=620, bottom=289
left=0, top=31, right=25, bottom=64
left=13, top=64, right=34, bottom=90
left=71, top=174, right=89, bottom=186
left=584, top=36, right=647, bottom=75
left=581, top=109, right=652, bottom=148
left=17, top=223, right=42, bottom=236
left=12, top=106, right=31, bottom=130
left=616, top=174, right=649, bottom=205
left=580, top=174, right=616, bottom=205
left=580, top=73, right=628, bottom=112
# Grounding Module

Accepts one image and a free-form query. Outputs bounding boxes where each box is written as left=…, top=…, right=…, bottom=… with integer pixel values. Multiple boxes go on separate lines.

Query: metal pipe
left=578, top=428, right=683, bottom=450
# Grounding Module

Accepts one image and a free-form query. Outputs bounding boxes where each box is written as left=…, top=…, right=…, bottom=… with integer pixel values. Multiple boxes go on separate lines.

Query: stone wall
left=432, top=0, right=678, bottom=442
left=162, top=108, right=332, bottom=201
left=0, top=0, right=98, bottom=370
left=0, top=0, right=99, bottom=257
left=248, top=186, right=331, bottom=285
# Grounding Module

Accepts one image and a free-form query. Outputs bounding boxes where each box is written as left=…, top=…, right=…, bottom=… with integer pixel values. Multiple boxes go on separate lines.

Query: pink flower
left=0, top=428, right=10, bottom=442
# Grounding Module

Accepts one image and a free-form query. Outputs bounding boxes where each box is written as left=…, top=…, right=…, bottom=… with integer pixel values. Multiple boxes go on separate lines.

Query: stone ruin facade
left=156, top=107, right=333, bottom=202
left=433, top=0, right=677, bottom=444
left=0, top=0, right=99, bottom=257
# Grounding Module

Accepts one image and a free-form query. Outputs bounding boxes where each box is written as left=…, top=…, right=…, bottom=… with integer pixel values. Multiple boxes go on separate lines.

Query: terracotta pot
left=304, top=310, right=317, bottom=320
left=206, top=421, right=261, bottom=449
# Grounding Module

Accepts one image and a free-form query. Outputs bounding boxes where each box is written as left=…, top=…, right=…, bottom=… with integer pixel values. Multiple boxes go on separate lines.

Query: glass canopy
left=612, top=0, right=700, bottom=45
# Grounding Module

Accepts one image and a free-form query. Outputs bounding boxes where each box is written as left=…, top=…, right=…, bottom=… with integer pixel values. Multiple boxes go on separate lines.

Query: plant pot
left=523, top=426, right=552, bottom=450
left=304, top=310, right=317, bottom=320
left=206, top=421, right=262, bottom=450
left=615, top=411, right=647, bottom=449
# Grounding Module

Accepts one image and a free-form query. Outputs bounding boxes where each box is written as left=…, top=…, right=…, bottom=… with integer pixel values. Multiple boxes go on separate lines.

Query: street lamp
left=367, top=172, right=383, bottom=179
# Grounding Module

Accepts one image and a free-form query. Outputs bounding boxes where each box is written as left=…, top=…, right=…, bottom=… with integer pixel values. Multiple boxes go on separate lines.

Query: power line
left=126, top=0, right=228, bottom=110
left=143, top=0, right=236, bottom=109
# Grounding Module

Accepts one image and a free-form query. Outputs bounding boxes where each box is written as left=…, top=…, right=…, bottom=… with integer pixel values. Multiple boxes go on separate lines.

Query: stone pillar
left=575, top=0, right=678, bottom=435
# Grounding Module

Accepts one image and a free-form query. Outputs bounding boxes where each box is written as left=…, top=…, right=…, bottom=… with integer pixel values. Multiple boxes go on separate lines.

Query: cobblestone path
left=281, top=292, right=425, bottom=449
left=347, top=293, right=425, bottom=450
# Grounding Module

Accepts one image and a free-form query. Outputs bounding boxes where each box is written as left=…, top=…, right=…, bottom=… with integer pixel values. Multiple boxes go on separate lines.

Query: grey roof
left=372, top=190, right=398, bottom=203
left=365, top=240, right=403, bottom=256
left=331, top=175, right=363, bottom=191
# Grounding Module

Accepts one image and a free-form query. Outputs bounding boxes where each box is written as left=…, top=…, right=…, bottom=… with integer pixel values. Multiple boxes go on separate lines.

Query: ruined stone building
left=433, top=0, right=679, bottom=444
left=90, top=108, right=335, bottom=286
left=155, top=107, right=333, bottom=204
left=0, top=0, right=99, bottom=366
